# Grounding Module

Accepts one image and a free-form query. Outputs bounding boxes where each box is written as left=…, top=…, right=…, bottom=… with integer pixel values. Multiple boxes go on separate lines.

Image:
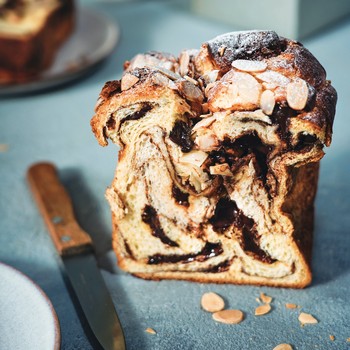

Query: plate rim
left=0, top=6, right=120, bottom=96
left=0, top=261, right=61, bottom=350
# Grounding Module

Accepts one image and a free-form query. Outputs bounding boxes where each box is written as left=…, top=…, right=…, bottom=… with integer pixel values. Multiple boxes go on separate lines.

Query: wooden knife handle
left=27, top=162, right=93, bottom=257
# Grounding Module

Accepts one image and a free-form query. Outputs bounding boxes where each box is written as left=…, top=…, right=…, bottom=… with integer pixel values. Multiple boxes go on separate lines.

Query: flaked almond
left=286, top=79, right=309, bottom=110
left=260, top=90, right=275, bottom=115
left=204, top=82, right=216, bottom=97
left=195, top=133, right=218, bottom=151
left=209, top=163, right=233, bottom=176
left=151, top=65, right=182, bottom=81
left=194, top=130, right=219, bottom=151
left=260, top=292, right=272, bottom=304
left=256, top=70, right=290, bottom=86
left=184, top=75, right=199, bottom=85
left=202, top=70, right=219, bottom=84
left=232, top=59, right=267, bottom=72
left=212, top=309, right=244, bottom=324
left=151, top=72, right=171, bottom=87
left=192, top=115, right=216, bottom=131
left=255, top=304, right=271, bottom=316
left=179, top=51, right=190, bottom=76
left=273, top=344, right=293, bottom=350
left=126, top=53, right=157, bottom=70
left=208, top=71, right=261, bottom=111
left=262, top=82, right=278, bottom=90
left=179, top=150, right=208, bottom=167
left=285, top=303, right=298, bottom=309
left=201, top=292, right=225, bottom=312
left=176, top=80, right=204, bottom=102
left=175, top=162, right=191, bottom=179
left=298, top=312, right=318, bottom=325
left=121, top=73, right=139, bottom=91
left=168, top=80, right=178, bottom=90
left=145, top=327, right=156, bottom=334
left=189, top=165, right=210, bottom=192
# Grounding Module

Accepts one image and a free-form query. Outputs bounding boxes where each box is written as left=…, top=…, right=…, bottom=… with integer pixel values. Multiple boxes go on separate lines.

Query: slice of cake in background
left=0, top=0, right=75, bottom=83
left=91, top=30, right=337, bottom=288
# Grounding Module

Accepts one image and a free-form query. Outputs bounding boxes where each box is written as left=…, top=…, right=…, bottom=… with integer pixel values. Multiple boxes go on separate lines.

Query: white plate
left=0, top=7, right=119, bottom=96
left=0, top=262, right=60, bottom=350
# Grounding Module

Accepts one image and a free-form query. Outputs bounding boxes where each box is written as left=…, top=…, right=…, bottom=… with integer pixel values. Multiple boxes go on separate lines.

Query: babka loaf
left=91, top=31, right=337, bottom=288
left=0, top=0, right=75, bottom=83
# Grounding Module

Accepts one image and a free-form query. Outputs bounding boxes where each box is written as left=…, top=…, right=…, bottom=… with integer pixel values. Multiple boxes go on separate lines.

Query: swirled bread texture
left=91, top=31, right=337, bottom=288
left=0, top=0, right=75, bottom=83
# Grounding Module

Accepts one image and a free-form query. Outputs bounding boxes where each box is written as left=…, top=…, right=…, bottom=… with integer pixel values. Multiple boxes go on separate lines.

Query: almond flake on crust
left=260, top=90, right=275, bottom=115
left=232, top=59, right=267, bottom=72
left=121, top=73, right=140, bottom=91
left=286, top=78, right=309, bottom=110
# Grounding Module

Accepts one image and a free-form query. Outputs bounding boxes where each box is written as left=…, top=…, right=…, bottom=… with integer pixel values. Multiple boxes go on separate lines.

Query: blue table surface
left=1, top=1, right=350, bottom=349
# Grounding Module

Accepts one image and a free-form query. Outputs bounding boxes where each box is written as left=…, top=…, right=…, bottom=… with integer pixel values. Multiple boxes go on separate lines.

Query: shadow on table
left=311, top=151, right=350, bottom=286
left=60, top=168, right=113, bottom=260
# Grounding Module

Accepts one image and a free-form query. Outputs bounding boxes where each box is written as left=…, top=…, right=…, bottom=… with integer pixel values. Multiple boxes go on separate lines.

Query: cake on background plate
left=0, top=0, right=75, bottom=83
left=91, top=30, right=337, bottom=288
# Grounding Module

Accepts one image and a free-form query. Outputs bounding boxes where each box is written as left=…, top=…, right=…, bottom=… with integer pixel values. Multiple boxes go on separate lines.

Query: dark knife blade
left=27, top=162, right=126, bottom=350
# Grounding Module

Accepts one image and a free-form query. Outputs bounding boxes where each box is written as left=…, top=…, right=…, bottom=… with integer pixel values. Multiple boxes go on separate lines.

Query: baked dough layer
left=91, top=31, right=337, bottom=288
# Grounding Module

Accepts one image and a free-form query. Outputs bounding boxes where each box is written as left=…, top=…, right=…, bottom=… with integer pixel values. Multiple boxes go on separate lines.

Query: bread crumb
left=145, top=327, right=156, bottom=334
left=329, top=335, right=335, bottom=341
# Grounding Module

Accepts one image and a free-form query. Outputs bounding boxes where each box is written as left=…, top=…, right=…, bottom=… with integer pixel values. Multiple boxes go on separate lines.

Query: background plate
left=0, top=262, right=60, bottom=350
left=0, top=7, right=119, bottom=96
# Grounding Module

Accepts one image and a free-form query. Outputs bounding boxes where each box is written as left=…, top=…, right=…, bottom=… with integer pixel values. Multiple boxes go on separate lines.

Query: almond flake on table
left=212, top=309, right=244, bottom=324
left=201, top=292, right=225, bottom=312
left=260, top=292, right=272, bottom=304
left=255, top=304, right=271, bottom=316
left=145, top=327, right=156, bottom=334
left=285, top=303, right=298, bottom=309
left=273, top=344, right=293, bottom=350
left=298, top=312, right=318, bottom=325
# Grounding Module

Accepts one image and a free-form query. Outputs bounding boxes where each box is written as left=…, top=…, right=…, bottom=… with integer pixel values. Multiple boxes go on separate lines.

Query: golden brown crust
left=0, top=0, right=75, bottom=84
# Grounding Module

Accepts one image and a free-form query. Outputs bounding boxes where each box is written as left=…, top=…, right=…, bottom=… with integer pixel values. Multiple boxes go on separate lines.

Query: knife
left=27, top=162, right=126, bottom=350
